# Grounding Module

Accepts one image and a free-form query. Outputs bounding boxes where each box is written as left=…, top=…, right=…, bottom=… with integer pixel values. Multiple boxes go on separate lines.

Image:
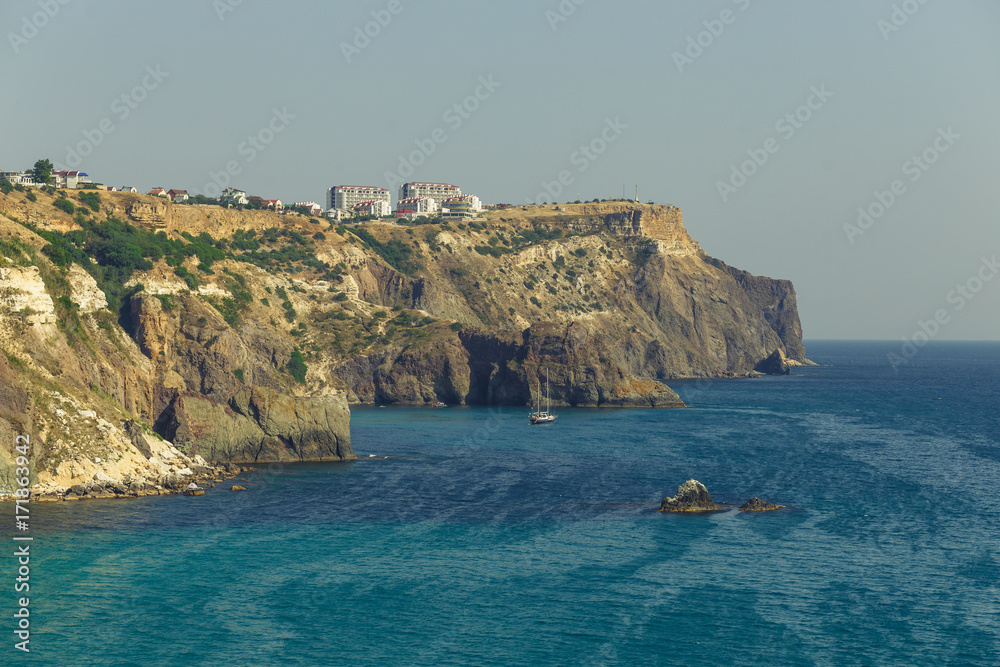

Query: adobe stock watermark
left=716, top=85, right=833, bottom=202
left=878, top=0, right=931, bottom=41
left=525, top=117, right=628, bottom=205
left=55, top=66, right=170, bottom=170
left=672, top=0, right=752, bottom=74
left=546, top=0, right=586, bottom=32
left=384, top=75, right=501, bottom=192
left=7, top=0, right=72, bottom=55
left=341, top=0, right=410, bottom=64
left=888, top=254, right=999, bottom=366
left=844, top=126, right=959, bottom=245
left=213, top=0, right=243, bottom=22
left=198, top=107, right=296, bottom=198
left=12, top=433, right=32, bottom=653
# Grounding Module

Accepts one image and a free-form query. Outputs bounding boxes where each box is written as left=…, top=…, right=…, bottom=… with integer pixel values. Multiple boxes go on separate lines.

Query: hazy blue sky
left=2, top=0, right=998, bottom=341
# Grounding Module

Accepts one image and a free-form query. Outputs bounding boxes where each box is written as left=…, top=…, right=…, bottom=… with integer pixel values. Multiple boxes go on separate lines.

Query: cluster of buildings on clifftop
left=327, top=182, right=483, bottom=220
left=3, top=165, right=489, bottom=222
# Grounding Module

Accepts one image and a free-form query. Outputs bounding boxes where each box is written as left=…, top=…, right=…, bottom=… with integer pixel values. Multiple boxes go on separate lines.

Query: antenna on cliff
left=635, top=184, right=638, bottom=203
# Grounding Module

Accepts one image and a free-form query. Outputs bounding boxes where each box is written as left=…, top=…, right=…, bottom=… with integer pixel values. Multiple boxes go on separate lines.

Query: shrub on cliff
left=287, top=349, right=307, bottom=383
left=347, top=227, right=418, bottom=276
left=53, top=198, right=75, bottom=214
left=78, top=191, right=101, bottom=212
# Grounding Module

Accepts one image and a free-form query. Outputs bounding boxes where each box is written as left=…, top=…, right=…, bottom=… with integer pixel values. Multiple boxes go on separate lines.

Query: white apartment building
left=399, top=182, right=461, bottom=204
left=441, top=194, right=483, bottom=213
left=328, top=185, right=391, bottom=211
left=353, top=200, right=392, bottom=218
left=396, top=197, right=438, bottom=215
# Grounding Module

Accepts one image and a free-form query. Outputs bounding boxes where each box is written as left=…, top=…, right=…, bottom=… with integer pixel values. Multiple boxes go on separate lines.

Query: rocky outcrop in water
left=739, top=497, right=784, bottom=512
left=659, top=479, right=724, bottom=512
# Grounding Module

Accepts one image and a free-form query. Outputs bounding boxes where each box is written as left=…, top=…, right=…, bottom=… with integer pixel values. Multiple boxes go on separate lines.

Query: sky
left=2, top=0, right=998, bottom=341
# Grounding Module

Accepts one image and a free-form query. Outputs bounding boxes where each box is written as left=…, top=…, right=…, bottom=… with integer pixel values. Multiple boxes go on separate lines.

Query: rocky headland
left=0, top=188, right=809, bottom=499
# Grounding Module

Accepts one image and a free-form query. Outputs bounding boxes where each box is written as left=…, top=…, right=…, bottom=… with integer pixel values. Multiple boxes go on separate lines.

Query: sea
left=5, top=341, right=1000, bottom=666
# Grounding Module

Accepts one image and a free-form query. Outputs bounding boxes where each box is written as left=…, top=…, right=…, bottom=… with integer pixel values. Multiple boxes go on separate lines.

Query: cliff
left=0, top=187, right=808, bottom=496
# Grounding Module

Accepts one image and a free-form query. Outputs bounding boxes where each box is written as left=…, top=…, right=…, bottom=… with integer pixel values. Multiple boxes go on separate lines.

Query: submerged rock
left=739, top=497, right=783, bottom=512
left=659, top=479, right=724, bottom=512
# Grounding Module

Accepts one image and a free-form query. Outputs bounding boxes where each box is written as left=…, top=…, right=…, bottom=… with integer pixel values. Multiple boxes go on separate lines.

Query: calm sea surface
left=5, top=341, right=1000, bottom=666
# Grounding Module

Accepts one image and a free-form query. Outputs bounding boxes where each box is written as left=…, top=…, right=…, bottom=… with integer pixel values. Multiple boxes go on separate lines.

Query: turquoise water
left=5, top=341, right=1000, bottom=666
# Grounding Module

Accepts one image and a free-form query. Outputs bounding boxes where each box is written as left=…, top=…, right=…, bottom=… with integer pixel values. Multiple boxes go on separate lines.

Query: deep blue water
left=5, top=341, right=1000, bottom=666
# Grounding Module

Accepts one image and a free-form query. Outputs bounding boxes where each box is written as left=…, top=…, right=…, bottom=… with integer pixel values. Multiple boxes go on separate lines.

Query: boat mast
left=546, top=368, right=551, bottom=414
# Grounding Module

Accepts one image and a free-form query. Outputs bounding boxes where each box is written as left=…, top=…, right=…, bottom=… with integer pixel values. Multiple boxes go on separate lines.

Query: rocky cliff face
left=333, top=323, right=685, bottom=408
left=314, top=201, right=808, bottom=402
left=0, top=198, right=354, bottom=497
left=322, top=201, right=807, bottom=404
left=0, top=188, right=808, bottom=496
left=126, top=292, right=353, bottom=462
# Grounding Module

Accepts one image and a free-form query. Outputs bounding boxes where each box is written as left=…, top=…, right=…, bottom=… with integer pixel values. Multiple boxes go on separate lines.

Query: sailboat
left=529, top=368, right=557, bottom=425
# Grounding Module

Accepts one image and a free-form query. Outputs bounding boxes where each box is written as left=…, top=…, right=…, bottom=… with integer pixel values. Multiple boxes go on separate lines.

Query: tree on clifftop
left=32, top=159, right=54, bottom=185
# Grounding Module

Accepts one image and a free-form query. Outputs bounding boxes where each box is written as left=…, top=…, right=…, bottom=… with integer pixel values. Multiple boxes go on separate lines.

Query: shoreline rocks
left=12, top=463, right=256, bottom=503
left=659, top=479, right=724, bottom=512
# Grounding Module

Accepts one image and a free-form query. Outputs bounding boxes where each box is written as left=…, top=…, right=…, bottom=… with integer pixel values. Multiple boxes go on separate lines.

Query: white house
left=220, top=188, right=248, bottom=206
left=120, top=186, right=138, bottom=193
left=1, top=171, right=35, bottom=186
left=293, top=201, right=324, bottom=216
left=167, top=189, right=189, bottom=202
left=53, top=171, right=92, bottom=189
left=264, top=199, right=284, bottom=212
left=148, top=187, right=168, bottom=198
